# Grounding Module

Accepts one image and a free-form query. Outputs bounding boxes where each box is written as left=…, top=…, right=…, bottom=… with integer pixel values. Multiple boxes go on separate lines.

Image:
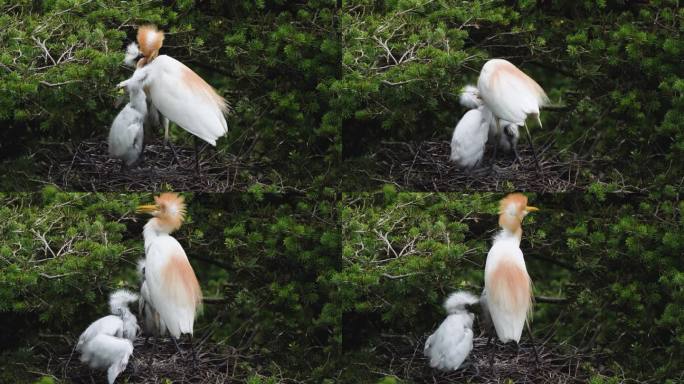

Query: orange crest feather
left=137, top=25, right=164, bottom=60
left=154, top=192, right=186, bottom=231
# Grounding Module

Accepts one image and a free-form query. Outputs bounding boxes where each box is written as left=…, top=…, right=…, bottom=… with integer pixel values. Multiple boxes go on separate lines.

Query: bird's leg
left=491, top=119, right=500, bottom=167
left=485, top=332, right=495, bottom=371
left=523, top=121, right=542, bottom=173
left=512, top=142, right=522, bottom=165
left=171, top=336, right=184, bottom=357
left=189, top=335, right=198, bottom=369
left=193, top=136, right=201, bottom=175
left=525, top=322, right=541, bottom=365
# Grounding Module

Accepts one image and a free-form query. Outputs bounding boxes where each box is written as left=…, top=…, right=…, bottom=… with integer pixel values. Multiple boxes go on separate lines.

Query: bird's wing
left=484, top=64, right=547, bottom=123
left=425, top=315, right=473, bottom=370
left=146, top=55, right=228, bottom=145
left=145, top=237, right=202, bottom=337
left=450, top=109, right=488, bottom=167
left=77, top=316, right=124, bottom=351
left=484, top=247, right=532, bottom=342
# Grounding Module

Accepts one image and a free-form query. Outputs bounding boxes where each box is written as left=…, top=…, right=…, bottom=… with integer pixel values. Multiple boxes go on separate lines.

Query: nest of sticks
left=370, top=334, right=599, bottom=383
left=36, top=139, right=279, bottom=192
left=55, top=336, right=283, bottom=384
left=370, top=141, right=593, bottom=192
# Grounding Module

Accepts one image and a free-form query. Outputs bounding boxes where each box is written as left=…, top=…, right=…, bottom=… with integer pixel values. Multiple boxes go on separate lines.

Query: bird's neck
left=143, top=219, right=170, bottom=251
left=128, top=86, right=147, bottom=114
left=495, top=227, right=522, bottom=245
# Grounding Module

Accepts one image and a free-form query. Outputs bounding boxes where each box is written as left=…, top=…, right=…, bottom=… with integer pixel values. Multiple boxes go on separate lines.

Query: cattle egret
left=450, top=107, right=491, bottom=168
left=79, top=334, right=133, bottom=384
left=108, top=75, right=146, bottom=168
left=118, top=25, right=229, bottom=173
left=477, top=59, right=549, bottom=170
left=136, top=192, right=202, bottom=352
left=456, top=84, right=522, bottom=166
left=482, top=193, right=539, bottom=364
left=137, top=258, right=167, bottom=337
left=424, top=291, right=479, bottom=371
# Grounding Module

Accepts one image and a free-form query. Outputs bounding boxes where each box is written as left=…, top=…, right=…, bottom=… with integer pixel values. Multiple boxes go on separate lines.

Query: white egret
left=108, top=74, right=146, bottom=168
left=456, top=84, right=522, bottom=165
left=77, top=289, right=139, bottom=350
left=123, top=40, right=169, bottom=151
left=79, top=334, right=133, bottom=384
left=424, top=291, right=479, bottom=371
left=137, top=258, right=167, bottom=337
left=136, top=192, right=202, bottom=352
left=108, top=289, right=140, bottom=341
left=477, top=59, right=549, bottom=170
left=118, top=25, right=229, bottom=173
left=449, top=107, right=491, bottom=168
left=482, top=193, right=539, bottom=364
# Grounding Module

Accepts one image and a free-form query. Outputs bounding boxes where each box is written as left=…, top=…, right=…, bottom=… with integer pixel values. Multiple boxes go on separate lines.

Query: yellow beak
left=526, top=206, right=539, bottom=212
left=136, top=204, right=158, bottom=214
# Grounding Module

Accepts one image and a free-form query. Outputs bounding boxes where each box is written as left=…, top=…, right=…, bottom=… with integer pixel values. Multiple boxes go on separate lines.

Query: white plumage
left=424, top=291, right=479, bottom=371
left=123, top=42, right=141, bottom=68
left=482, top=193, right=536, bottom=344
left=79, top=334, right=133, bottom=384
left=449, top=107, right=491, bottom=168
left=76, top=315, right=125, bottom=352
left=144, top=234, right=199, bottom=338
left=118, top=54, right=228, bottom=146
left=459, top=85, right=482, bottom=110
left=477, top=59, right=549, bottom=126
left=138, top=193, right=202, bottom=340
left=137, top=259, right=167, bottom=336
left=484, top=233, right=529, bottom=342
left=108, top=78, right=146, bottom=167
left=109, top=289, right=140, bottom=342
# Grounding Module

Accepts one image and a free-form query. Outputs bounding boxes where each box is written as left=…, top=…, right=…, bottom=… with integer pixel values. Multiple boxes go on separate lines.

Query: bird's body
left=482, top=193, right=536, bottom=343
left=477, top=59, right=548, bottom=126
left=477, top=59, right=548, bottom=170
left=79, top=334, right=133, bottom=384
left=76, top=315, right=125, bottom=351
left=137, top=259, right=167, bottom=336
left=424, top=291, right=479, bottom=371
left=119, top=54, right=228, bottom=146
left=452, top=84, right=521, bottom=167
left=138, top=193, right=202, bottom=340
left=450, top=107, right=491, bottom=168
left=108, top=78, right=146, bottom=167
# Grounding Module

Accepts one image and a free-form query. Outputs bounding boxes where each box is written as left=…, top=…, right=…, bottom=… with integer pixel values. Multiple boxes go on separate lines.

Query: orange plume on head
left=498, top=193, right=537, bottom=236
left=152, top=192, right=186, bottom=232
left=137, top=25, right=164, bottom=61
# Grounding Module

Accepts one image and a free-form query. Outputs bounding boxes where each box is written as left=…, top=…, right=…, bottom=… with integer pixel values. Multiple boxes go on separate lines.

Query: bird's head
left=137, top=25, right=164, bottom=62
left=498, top=193, right=538, bottom=234
left=136, top=192, right=186, bottom=233
left=459, top=84, right=483, bottom=109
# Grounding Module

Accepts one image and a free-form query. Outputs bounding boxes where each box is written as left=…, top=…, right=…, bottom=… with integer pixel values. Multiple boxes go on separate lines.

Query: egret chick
left=108, top=76, right=147, bottom=168
left=136, top=193, right=202, bottom=348
left=477, top=59, right=549, bottom=170
left=424, top=291, right=479, bottom=371
left=109, top=289, right=140, bottom=341
left=76, top=315, right=125, bottom=352
left=450, top=107, right=491, bottom=168
left=79, top=334, right=133, bottom=384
